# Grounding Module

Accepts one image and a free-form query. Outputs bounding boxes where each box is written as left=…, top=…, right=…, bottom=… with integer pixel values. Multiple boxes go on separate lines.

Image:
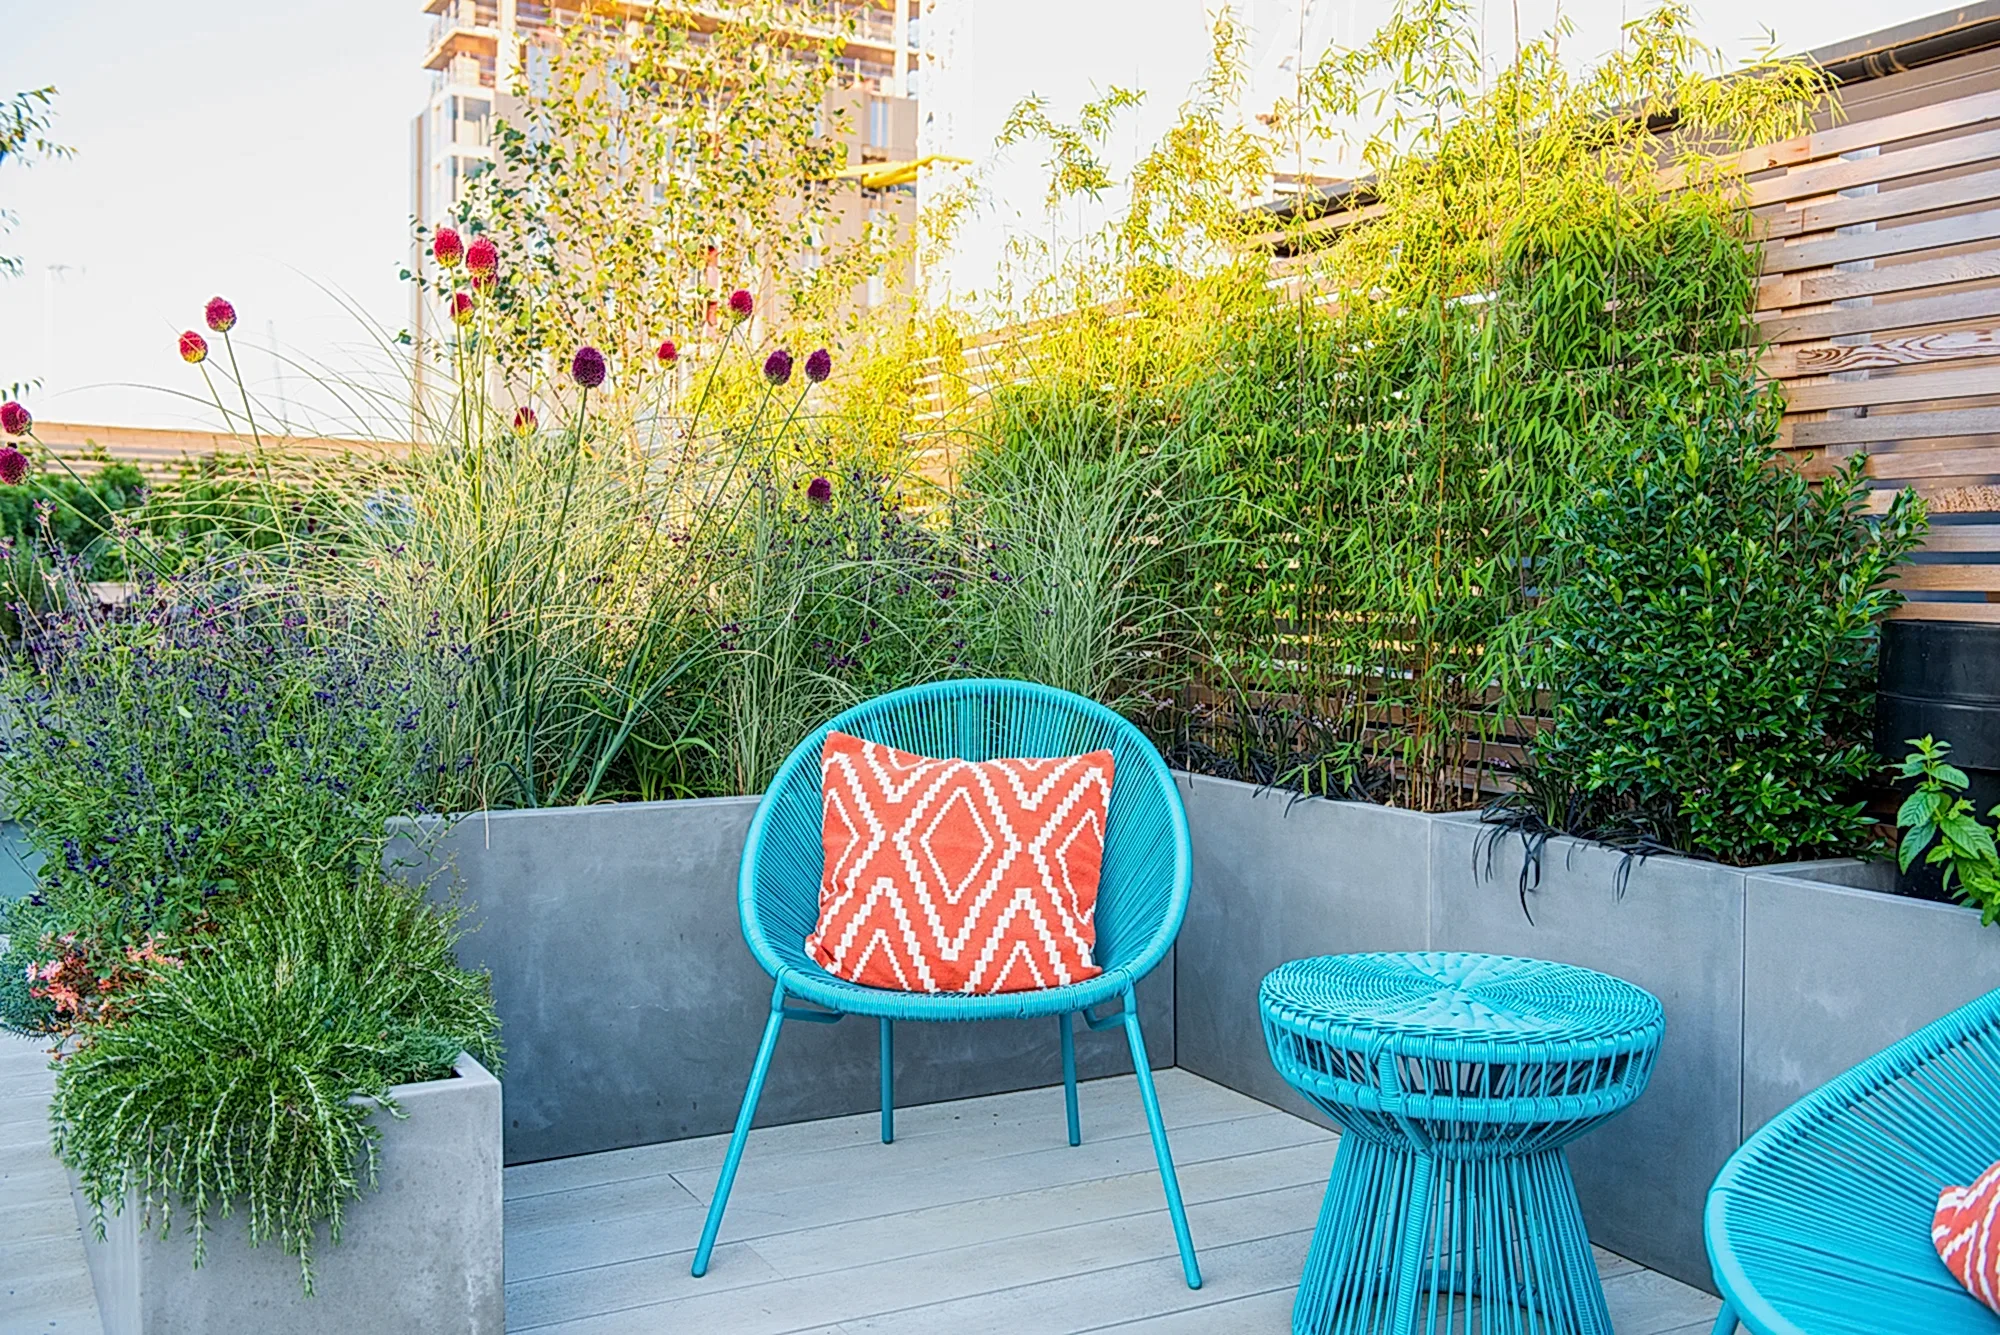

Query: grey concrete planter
left=72, top=1052, right=502, bottom=1335
left=1174, top=774, right=2000, bottom=1294
left=386, top=797, right=1173, bottom=1165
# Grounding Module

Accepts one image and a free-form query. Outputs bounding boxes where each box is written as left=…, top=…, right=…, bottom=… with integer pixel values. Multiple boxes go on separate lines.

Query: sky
left=0, top=0, right=1919, bottom=431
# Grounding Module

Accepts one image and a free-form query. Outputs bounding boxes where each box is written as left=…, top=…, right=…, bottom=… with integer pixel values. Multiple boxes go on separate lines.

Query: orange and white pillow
left=806, top=730, right=1112, bottom=994
left=1935, top=1160, right=2000, bottom=1312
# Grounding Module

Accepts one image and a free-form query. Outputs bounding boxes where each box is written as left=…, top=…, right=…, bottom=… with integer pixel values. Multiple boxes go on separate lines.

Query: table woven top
left=1260, top=952, right=1663, bottom=1055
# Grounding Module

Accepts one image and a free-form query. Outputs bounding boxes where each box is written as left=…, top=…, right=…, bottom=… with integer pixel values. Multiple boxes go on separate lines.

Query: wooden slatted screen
left=1749, top=58, right=2000, bottom=621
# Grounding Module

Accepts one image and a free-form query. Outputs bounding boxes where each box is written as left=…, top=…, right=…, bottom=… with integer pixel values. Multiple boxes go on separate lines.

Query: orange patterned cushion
left=807, top=730, right=1112, bottom=994
left=1935, top=1159, right=2000, bottom=1312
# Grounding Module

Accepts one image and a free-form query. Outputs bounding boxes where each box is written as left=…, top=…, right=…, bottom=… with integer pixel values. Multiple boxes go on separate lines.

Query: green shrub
left=1513, top=378, right=1926, bottom=863
left=51, top=866, right=499, bottom=1293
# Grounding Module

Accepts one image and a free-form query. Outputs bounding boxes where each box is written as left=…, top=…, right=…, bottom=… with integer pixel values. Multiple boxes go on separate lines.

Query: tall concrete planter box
left=1429, top=815, right=1746, bottom=1291
left=388, top=797, right=1173, bottom=1166
left=1742, top=860, right=2000, bottom=1134
left=71, top=1053, right=502, bottom=1335
left=1175, top=773, right=1432, bottom=1125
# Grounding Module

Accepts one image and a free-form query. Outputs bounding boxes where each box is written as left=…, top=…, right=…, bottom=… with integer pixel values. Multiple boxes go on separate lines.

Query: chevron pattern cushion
left=807, top=730, right=1113, bottom=993
left=1936, top=1159, right=2000, bottom=1313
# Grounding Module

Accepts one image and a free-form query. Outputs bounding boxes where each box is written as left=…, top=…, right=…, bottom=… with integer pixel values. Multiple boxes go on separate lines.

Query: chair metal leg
left=880, top=1017, right=895, bottom=1144
left=1060, top=1012, right=1081, bottom=1146
left=692, top=986, right=786, bottom=1278
left=1121, top=988, right=1201, bottom=1289
left=1711, top=1304, right=1740, bottom=1335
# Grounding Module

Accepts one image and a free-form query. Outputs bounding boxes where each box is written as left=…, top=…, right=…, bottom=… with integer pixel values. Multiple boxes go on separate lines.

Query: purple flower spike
left=571, top=345, right=607, bottom=389
left=806, top=475, right=832, bottom=506
left=764, top=348, right=794, bottom=386
left=804, top=347, right=832, bottom=384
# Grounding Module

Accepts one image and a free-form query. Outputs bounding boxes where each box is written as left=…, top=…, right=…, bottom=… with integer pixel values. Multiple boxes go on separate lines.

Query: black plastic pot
left=1877, top=619, right=2000, bottom=901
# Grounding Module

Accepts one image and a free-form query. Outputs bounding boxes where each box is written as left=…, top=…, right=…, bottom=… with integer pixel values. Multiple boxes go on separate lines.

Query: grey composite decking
left=502, top=1069, right=1723, bottom=1334
left=3, top=1034, right=1720, bottom=1333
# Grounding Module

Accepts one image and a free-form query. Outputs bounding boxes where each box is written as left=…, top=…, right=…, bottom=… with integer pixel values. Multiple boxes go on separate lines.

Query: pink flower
left=465, top=235, right=498, bottom=277
left=513, top=406, right=538, bottom=435
left=0, top=448, right=27, bottom=486
left=433, top=226, right=464, bottom=269
left=571, top=345, right=607, bottom=388
left=728, top=288, right=754, bottom=321
left=657, top=339, right=679, bottom=365
left=806, top=475, right=832, bottom=506
left=804, top=348, right=832, bottom=384
left=179, top=331, right=209, bottom=364
left=763, top=348, right=794, bottom=385
left=450, top=291, right=475, bottom=326
left=204, top=296, right=237, bottom=333
left=0, top=401, right=30, bottom=436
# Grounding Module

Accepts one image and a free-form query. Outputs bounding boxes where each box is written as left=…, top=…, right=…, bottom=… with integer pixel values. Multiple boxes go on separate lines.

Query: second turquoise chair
left=689, top=679, right=1201, bottom=1289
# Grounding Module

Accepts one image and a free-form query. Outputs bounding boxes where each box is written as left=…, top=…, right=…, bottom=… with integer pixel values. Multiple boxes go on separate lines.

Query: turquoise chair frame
left=1706, top=988, right=2000, bottom=1334
left=689, top=679, right=1202, bottom=1288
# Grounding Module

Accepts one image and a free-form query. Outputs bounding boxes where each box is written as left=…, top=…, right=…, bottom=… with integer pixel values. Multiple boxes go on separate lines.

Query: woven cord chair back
left=1709, top=987, right=2000, bottom=1334
left=736, top=679, right=1191, bottom=993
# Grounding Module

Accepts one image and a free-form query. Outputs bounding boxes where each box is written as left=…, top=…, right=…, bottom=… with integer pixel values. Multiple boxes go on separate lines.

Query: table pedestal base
left=1294, top=1135, right=1612, bottom=1335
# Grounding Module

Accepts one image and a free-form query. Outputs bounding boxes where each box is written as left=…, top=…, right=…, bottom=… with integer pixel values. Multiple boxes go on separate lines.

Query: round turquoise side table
left=1261, top=952, right=1664, bottom=1335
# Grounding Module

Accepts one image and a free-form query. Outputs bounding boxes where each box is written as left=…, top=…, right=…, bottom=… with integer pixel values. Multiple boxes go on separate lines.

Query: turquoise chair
left=1706, top=989, right=2000, bottom=1333
left=690, top=679, right=1202, bottom=1288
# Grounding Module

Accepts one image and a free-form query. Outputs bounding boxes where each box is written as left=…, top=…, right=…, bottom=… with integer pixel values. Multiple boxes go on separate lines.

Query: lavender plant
left=0, top=562, right=452, bottom=1036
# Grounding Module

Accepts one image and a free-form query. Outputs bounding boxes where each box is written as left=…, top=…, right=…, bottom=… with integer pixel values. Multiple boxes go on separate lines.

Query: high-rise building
left=409, top=1, right=928, bottom=377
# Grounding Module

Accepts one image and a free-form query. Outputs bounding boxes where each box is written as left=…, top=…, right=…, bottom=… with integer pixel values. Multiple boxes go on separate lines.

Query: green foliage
left=0, top=460, right=146, bottom=572
left=971, top=1, right=1839, bottom=819
left=461, top=0, right=872, bottom=382
left=0, top=569, right=444, bottom=1036
left=0, top=85, right=72, bottom=283
left=1516, top=381, right=1926, bottom=863
left=51, top=867, right=499, bottom=1294
left=1896, top=736, right=2000, bottom=922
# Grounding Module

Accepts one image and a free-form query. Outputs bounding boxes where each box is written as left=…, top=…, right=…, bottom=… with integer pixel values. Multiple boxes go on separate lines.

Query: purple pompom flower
left=571, top=345, right=607, bottom=389
left=804, top=347, right=832, bottom=384
left=763, top=348, right=794, bottom=386
left=0, top=447, right=26, bottom=486
left=806, top=475, right=832, bottom=506
left=0, top=401, right=30, bottom=436
left=727, top=288, right=754, bottom=321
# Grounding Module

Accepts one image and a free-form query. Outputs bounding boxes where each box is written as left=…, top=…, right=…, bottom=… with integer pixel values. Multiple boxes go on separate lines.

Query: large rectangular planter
left=1174, top=773, right=1432, bottom=1125
left=1175, top=774, right=2000, bottom=1294
left=72, top=1052, right=502, bottom=1335
left=387, top=797, right=1174, bottom=1165
left=1742, top=859, right=2000, bottom=1133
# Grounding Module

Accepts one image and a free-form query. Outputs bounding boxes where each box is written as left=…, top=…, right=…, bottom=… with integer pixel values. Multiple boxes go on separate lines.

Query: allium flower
left=728, top=288, right=754, bottom=321
left=806, top=475, right=832, bottom=506
left=179, top=330, right=209, bottom=364
left=0, top=447, right=27, bottom=486
left=804, top=347, right=832, bottom=384
left=450, top=291, right=475, bottom=326
left=0, top=401, right=30, bottom=436
left=512, top=407, right=538, bottom=435
left=571, top=345, right=607, bottom=389
left=470, top=269, right=496, bottom=293
left=204, top=296, right=237, bottom=333
left=657, top=339, right=679, bottom=365
left=763, top=348, right=794, bottom=386
left=433, top=226, right=465, bottom=269
left=465, top=235, right=498, bottom=277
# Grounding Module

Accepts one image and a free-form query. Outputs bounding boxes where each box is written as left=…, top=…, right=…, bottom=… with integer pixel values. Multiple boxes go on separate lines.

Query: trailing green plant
left=52, top=865, right=499, bottom=1294
left=1896, top=735, right=2000, bottom=922
left=1505, top=378, right=1926, bottom=864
